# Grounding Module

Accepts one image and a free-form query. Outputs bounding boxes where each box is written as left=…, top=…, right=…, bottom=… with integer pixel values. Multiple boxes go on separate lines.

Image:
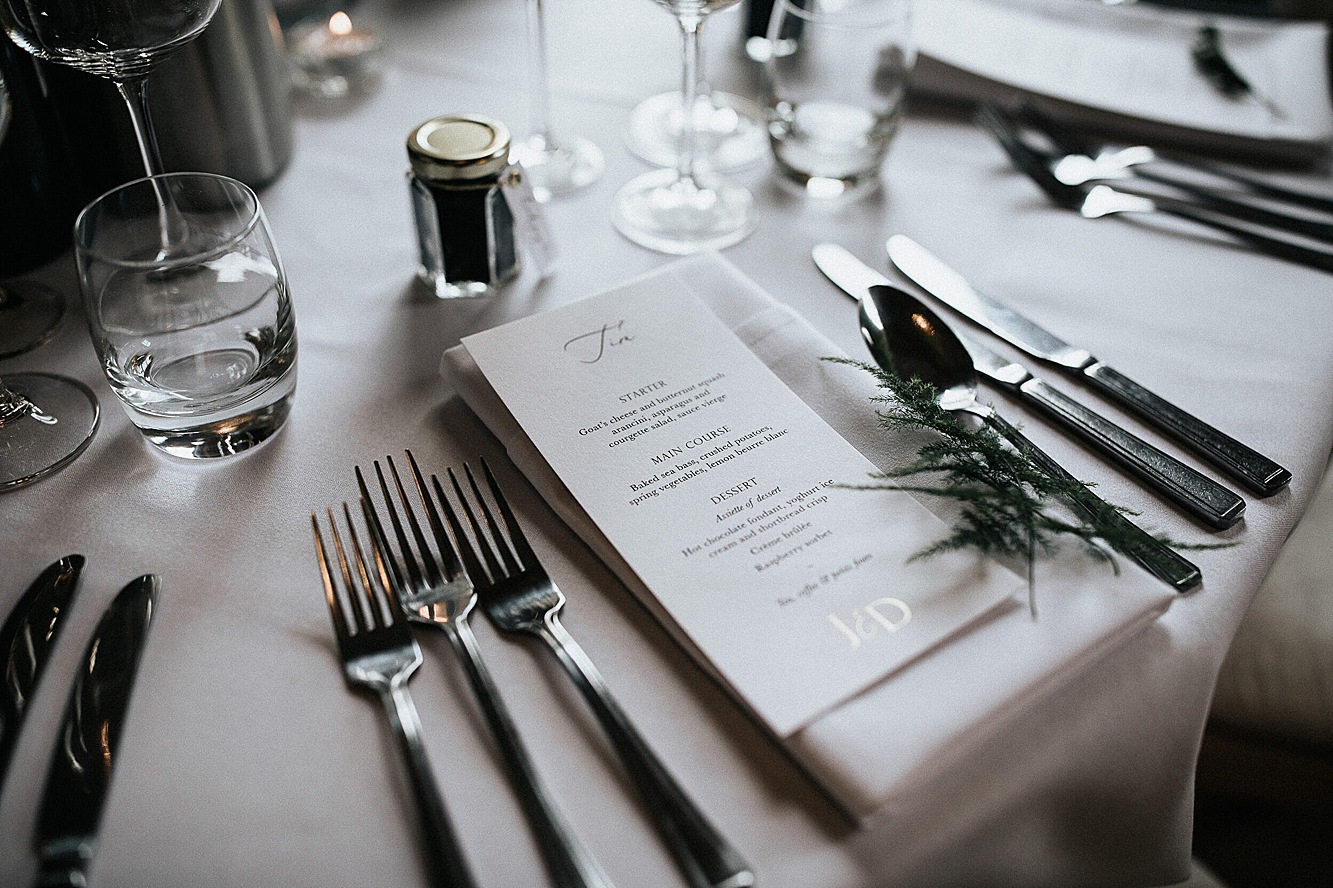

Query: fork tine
left=356, top=465, right=405, bottom=594
left=359, top=498, right=405, bottom=629
left=387, top=454, right=446, bottom=589
left=429, top=472, right=488, bottom=583
left=404, top=450, right=465, bottom=584
left=324, top=505, right=371, bottom=635
left=340, top=502, right=387, bottom=632
left=476, top=458, right=540, bottom=569
left=447, top=466, right=509, bottom=581
left=369, top=458, right=429, bottom=597
left=312, top=512, right=353, bottom=641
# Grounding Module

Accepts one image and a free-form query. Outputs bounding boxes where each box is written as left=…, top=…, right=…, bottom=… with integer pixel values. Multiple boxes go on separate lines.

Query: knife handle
left=982, top=411, right=1202, bottom=591
left=1017, top=378, right=1245, bottom=529
left=1081, top=362, right=1291, bottom=496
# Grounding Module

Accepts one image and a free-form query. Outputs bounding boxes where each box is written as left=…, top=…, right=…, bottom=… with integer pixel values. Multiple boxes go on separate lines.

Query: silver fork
left=357, top=451, right=615, bottom=888
left=311, top=502, right=477, bottom=888
left=446, top=458, right=754, bottom=888
left=976, top=103, right=1333, bottom=275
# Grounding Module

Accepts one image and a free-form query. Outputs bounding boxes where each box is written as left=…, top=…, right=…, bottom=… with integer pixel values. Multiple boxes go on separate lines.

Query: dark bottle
left=0, top=36, right=112, bottom=278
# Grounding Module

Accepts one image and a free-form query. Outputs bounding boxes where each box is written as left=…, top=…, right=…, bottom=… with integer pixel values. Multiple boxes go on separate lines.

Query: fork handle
left=537, top=617, right=755, bottom=888
left=1151, top=196, right=1333, bottom=274
left=447, top=621, right=615, bottom=888
left=1127, top=170, right=1333, bottom=245
left=1156, top=156, right=1333, bottom=216
left=380, top=683, right=479, bottom=888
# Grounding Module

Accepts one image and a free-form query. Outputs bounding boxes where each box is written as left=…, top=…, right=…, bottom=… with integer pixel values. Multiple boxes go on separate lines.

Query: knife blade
left=814, top=244, right=1246, bottom=528
left=34, top=574, right=157, bottom=888
left=886, top=234, right=1291, bottom=496
left=0, top=556, right=85, bottom=791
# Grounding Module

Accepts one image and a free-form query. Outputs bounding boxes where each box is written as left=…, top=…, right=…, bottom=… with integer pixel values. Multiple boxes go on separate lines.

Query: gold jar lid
left=407, top=114, right=511, bottom=182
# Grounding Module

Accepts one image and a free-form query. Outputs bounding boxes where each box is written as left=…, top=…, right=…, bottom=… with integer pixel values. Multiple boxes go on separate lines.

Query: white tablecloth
left=3, top=2, right=1332, bottom=886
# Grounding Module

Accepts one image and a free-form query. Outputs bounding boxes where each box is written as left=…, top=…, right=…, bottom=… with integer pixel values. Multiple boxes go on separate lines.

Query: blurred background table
left=2, top=1, right=1333, bottom=886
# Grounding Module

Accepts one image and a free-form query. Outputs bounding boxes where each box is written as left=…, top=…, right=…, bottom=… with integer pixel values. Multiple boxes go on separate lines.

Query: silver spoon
left=859, top=283, right=1202, bottom=592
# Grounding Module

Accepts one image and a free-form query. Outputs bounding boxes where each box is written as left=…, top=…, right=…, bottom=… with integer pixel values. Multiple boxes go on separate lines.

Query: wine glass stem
left=676, top=14, right=704, bottom=186
left=0, top=377, right=28, bottom=423
left=525, top=0, right=560, bottom=151
left=116, top=76, right=164, bottom=176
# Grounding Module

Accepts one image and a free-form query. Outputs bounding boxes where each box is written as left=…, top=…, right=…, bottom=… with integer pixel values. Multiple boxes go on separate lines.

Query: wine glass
left=613, top=0, right=755, bottom=255
left=0, top=69, right=101, bottom=491
left=509, top=0, right=603, bottom=201
left=0, top=65, right=66, bottom=358
left=0, top=0, right=223, bottom=176
left=625, top=39, right=768, bottom=172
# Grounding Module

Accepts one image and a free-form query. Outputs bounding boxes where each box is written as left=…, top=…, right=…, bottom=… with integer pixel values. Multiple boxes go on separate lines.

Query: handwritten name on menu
left=462, top=281, right=1016, bottom=736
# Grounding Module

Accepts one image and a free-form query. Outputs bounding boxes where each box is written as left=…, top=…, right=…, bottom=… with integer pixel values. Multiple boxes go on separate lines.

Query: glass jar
left=407, top=114, right=520, bottom=299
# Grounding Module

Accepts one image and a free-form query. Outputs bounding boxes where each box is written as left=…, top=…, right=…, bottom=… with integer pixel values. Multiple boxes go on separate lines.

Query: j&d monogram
left=828, top=597, right=912, bottom=649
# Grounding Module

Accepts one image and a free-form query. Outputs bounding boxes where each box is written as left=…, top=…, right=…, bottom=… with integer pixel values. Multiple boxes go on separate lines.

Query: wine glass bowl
left=0, top=0, right=223, bottom=174
left=0, top=0, right=219, bottom=78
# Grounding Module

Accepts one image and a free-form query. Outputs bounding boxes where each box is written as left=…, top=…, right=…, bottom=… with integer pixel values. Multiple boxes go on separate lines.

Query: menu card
left=461, top=280, right=1021, bottom=736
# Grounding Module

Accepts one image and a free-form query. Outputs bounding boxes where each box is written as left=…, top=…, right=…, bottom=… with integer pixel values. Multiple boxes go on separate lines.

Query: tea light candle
left=289, top=11, right=384, bottom=99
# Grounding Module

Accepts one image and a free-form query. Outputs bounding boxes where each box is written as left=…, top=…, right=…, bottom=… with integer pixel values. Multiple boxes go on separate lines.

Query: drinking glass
left=0, top=0, right=223, bottom=176
left=613, top=0, right=754, bottom=255
left=510, top=0, right=603, bottom=201
left=763, top=0, right=914, bottom=197
left=75, top=173, right=297, bottom=459
left=0, top=70, right=100, bottom=492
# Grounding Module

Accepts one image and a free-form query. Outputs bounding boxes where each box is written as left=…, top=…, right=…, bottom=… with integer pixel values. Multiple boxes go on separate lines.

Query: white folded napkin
left=443, top=252, right=1174, bottom=820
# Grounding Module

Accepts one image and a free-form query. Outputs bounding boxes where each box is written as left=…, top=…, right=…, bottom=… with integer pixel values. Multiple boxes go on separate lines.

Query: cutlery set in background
left=0, top=556, right=158, bottom=887
left=814, top=229, right=1293, bottom=592
left=976, top=101, right=1333, bottom=274
left=312, top=452, right=751, bottom=888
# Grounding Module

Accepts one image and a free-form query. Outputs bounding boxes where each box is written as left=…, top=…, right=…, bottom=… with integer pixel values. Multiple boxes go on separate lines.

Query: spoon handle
left=980, top=409, right=1202, bottom=592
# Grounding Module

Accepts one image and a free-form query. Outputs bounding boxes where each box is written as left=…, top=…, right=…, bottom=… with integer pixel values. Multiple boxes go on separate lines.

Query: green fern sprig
left=829, top=358, right=1220, bottom=604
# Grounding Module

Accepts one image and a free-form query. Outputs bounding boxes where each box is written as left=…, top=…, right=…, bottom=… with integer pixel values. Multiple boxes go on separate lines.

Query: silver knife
left=813, top=244, right=1245, bottom=529
left=887, top=234, right=1291, bottom=496
left=33, top=574, right=157, bottom=888
left=0, top=556, right=85, bottom=790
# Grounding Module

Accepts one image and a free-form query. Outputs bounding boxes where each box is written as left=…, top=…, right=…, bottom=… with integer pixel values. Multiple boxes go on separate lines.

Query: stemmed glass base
left=510, top=133, right=604, bottom=202
left=612, top=167, right=754, bottom=255
left=627, top=90, right=768, bottom=172
left=0, top=282, right=65, bottom=358
left=0, top=372, right=99, bottom=491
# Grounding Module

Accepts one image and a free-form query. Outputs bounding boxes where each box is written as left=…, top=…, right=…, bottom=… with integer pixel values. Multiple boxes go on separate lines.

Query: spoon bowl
left=859, top=284, right=984, bottom=416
